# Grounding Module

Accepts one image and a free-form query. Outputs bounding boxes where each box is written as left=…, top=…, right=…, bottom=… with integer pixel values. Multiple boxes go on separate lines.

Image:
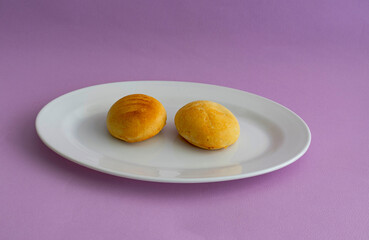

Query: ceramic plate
left=36, top=81, right=311, bottom=183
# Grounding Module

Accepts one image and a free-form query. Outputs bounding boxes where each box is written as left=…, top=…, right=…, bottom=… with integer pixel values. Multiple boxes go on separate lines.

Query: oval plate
left=36, top=81, right=311, bottom=183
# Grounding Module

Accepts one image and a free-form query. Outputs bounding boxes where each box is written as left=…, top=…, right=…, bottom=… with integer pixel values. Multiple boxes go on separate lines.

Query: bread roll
left=107, top=94, right=166, bottom=142
left=175, top=100, right=240, bottom=150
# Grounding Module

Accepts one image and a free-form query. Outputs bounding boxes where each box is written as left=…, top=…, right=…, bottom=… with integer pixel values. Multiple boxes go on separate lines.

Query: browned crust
left=107, top=94, right=167, bottom=142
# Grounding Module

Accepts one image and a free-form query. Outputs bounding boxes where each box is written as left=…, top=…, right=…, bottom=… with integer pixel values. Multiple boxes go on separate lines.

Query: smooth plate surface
left=36, top=81, right=311, bottom=183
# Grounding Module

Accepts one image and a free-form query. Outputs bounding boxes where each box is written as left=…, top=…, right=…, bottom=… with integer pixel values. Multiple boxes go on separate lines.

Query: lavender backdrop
left=1, top=0, right=368, bottom=239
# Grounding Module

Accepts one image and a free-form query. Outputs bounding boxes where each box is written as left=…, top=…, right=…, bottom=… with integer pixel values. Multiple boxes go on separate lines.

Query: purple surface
left=1, top=0, right=368, bottom=239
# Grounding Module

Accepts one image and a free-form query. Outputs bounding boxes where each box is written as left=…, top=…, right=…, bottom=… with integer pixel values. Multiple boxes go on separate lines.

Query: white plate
left=36, top=81, right=311, bottom=183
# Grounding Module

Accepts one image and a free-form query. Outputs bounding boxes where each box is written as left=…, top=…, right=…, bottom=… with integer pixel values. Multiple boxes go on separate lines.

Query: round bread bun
left=107, top=94, right=166, bottom=143
left=174, top=100, right=240, bottom=150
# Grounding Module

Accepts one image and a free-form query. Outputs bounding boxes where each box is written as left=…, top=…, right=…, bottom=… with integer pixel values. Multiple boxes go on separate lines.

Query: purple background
left=1, top=0, right=368, bottom=239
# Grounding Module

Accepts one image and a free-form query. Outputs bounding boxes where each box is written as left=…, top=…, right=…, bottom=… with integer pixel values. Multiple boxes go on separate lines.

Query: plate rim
left=36, top=80, right=311, bottom=183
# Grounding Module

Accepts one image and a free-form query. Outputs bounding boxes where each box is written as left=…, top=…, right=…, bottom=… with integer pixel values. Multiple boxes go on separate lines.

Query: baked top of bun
left=174, top=100, right=240, bottom=150
left=107, top=94, right=166, bottom=143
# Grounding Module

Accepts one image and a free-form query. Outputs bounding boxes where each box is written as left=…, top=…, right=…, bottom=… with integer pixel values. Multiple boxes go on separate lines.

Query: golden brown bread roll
left=174, top=100, right=240, bottom=150
left=107, top=94, right=166, bottom=142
